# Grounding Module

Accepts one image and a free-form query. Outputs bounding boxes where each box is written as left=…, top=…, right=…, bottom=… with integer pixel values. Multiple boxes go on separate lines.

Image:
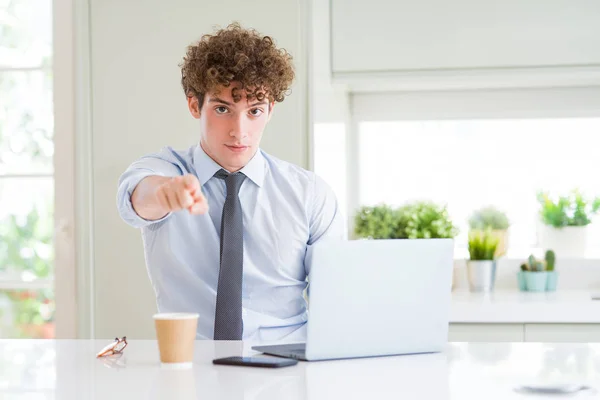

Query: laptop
left=252, top=238, right=454, bottom=361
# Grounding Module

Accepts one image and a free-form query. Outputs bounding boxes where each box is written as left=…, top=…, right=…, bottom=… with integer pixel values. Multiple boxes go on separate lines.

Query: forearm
left=131, top=176, right=172, bottom=221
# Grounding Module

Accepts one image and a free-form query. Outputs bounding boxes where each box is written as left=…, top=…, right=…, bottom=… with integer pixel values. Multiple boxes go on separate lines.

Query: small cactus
left=545, top=250, right=556, bottom=272
left=523, top=254, right=550, bottom=272
left=535, top=261, right=546, bottom=272
left=520, top=263, right=528, bottom=271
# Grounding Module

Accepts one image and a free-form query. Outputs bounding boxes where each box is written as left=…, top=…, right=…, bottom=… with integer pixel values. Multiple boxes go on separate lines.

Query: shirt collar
left=193, top=144, right=266, bottom=188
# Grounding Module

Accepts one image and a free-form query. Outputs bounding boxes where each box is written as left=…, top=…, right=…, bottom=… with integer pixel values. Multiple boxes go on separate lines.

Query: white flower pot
left=466, top=260, right=497, bottom=292
left=538, top=225, right=588, bottom=258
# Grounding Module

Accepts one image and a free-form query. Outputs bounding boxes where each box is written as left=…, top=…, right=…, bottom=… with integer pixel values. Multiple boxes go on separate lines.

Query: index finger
left=191, top=188, right=206, bottom=202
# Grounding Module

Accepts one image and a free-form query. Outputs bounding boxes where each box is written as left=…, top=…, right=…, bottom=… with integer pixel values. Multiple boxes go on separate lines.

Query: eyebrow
left=208, top=97, right=269, bottom=108
left=208, top=97, right=233, bottom=106
left=249, top=100, right=269, bottom=107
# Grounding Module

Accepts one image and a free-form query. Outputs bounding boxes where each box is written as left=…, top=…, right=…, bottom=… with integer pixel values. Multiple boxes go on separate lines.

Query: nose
left=229, top=114, right=249, bottom=141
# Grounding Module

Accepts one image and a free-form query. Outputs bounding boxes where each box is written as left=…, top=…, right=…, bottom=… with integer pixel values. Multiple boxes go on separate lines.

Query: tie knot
left=215, top=169, right=246, bottom=196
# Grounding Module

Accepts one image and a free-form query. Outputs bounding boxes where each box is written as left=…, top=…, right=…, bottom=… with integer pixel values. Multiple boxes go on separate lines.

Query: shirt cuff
left=117, top=171, right=172, bottom=229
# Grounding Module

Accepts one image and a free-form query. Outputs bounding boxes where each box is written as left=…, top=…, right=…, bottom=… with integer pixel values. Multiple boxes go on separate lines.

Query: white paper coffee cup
left=153, top=313, right=199, bottom=368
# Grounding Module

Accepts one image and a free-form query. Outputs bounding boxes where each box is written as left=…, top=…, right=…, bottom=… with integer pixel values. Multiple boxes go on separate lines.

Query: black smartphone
left=212, top=356, right=298, bottom=368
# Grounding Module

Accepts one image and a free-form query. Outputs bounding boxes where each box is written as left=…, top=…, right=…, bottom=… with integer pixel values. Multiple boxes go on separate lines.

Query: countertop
left=2, top=339, right=600, bottom=399
left=451, top=290, right=600, bottom=323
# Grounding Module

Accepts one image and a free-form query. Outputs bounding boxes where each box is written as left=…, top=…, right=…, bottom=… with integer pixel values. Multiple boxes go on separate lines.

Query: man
left=116, top=23, right=345, bottom=342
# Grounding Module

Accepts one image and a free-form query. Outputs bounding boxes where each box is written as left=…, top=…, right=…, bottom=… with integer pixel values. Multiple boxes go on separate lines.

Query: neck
left=199, top=141, right=257, bottom=173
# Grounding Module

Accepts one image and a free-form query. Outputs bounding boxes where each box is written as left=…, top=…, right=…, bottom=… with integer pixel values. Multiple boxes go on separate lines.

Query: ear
left=187, top=96, right=201, bottom=119
left=267, top=101, right=275, bottom=122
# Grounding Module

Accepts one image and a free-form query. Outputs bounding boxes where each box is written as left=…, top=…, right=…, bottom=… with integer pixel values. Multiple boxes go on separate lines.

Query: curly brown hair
left=180, top=23, right=295, bottom=107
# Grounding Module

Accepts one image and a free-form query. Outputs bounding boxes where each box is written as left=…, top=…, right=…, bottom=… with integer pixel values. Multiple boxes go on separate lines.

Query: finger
left=189, top=201, right=209, bottom=215
left=165, top=186, right=181, bottom=211
left=188, top=190, right=208, bottom=214
left=156, top=187, right=171, bottom=211
left=188, top=192, right=208, bottom=212
left=175, top=186, right=194, bottom=208
left=191, top=189, right=207, bottom=204
left=182, top=174, right=200, bottom=192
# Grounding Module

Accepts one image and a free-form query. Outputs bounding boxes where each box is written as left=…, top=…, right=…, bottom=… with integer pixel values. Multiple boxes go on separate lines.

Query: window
left=0, top=0, right=55, bottom=338
left=357, top=118, right=600, bottom=258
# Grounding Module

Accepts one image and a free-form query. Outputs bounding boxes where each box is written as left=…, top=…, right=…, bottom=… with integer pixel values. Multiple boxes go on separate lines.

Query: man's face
left=187, top=83, right=274, bottom=173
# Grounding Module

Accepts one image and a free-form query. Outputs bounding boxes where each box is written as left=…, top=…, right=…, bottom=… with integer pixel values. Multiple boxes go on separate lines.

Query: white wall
left=89, top=0, right=308, bottom=339
left=309, top=0, right=348, bottom=125
left=330, top=0, right=600, bottom=92
left=331, top=0, right=600, bottom=73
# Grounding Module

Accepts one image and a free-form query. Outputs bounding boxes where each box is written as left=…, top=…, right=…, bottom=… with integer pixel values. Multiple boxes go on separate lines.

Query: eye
left=249, top=108, right=263, bottom=117
left=215, top=106, right=228, bottom=114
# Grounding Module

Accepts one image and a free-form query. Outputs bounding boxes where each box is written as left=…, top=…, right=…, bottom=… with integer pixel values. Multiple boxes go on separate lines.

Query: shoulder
left=142, top=145, right=195, bottom=164
left=261, top=150, right=333, bottom=197
left=136, top=145, right=196, bottom=174
left=262, top=150, right=313, bottom=182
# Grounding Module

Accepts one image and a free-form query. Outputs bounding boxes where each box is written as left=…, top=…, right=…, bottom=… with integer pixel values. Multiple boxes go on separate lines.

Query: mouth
left=225, top=145, right=249, bottom=153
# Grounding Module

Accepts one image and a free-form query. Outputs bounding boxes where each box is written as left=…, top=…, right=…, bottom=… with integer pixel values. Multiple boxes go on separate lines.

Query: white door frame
left=53, top=0, right=95, bottom=339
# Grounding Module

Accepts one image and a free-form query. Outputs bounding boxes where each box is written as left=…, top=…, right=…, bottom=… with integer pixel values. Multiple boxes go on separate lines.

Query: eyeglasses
left=96, top=336, right=128, bottom=358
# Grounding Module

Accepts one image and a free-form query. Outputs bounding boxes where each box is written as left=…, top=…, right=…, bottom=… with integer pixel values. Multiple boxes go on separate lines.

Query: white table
left=2, top=339, right=599, bottom=399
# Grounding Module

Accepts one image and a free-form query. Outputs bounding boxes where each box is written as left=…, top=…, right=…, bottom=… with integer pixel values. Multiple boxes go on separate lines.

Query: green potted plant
left=394, top=201, right=459, bottom=239
left=468, top=206, right=510, bottom=257
left=354, top=201, right=459, bottom=240
left=537, top=190, right=600, bottom=258
left=518, top=250, right=557, bottom=292
left=354, top=204, right=399, bottom=239
left=466, top=229, right=500, bottom=292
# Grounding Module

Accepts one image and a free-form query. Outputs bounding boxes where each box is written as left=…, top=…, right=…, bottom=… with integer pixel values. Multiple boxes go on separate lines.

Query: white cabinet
left=450, top=323, right=600, bottom=343
left=449, top=324, right=524, bottom=342
left=525, top=324, right=600, bottom=343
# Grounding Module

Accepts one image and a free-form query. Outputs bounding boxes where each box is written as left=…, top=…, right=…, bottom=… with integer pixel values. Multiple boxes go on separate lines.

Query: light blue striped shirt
left=116, top=145, right=345, bottom=342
